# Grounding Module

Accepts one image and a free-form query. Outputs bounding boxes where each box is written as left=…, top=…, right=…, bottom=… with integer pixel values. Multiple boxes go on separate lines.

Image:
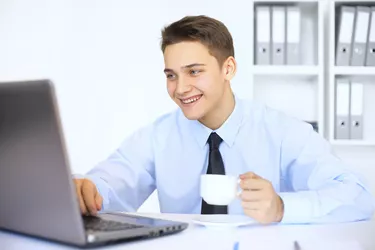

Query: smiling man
left=74, top=15, right=375, bottom=224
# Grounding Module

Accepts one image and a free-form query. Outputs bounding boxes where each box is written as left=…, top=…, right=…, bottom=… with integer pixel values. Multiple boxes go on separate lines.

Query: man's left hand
left=239, top=172, right=284, bottom=224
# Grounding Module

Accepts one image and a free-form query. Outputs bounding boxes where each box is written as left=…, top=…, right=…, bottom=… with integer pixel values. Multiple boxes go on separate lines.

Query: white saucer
left=192, top=215, right=257, bottom=229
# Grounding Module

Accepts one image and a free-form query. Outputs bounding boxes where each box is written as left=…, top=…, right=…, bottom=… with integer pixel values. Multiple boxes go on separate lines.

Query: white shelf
left=252, top=66, right=320, bottom=76
left=330, top=140, right=375, bottom=147
left=333, top=0, right=375, bottom=3
left=254, top=0, right=319, bottom=2
left=333, top=67, right=375, bottom=76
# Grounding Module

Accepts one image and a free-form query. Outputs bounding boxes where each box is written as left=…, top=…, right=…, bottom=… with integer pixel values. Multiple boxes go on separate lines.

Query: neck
left=199, top=88, right=235, bottom=130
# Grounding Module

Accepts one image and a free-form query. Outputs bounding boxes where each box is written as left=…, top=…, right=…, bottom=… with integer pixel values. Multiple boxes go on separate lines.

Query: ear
left=222, top=56, right=237, bottom=81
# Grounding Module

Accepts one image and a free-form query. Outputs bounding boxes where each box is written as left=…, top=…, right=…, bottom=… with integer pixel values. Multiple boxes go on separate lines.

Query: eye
left=166, top=74, right=176, bottom=80
left=190, top=69, right=200, bottom=76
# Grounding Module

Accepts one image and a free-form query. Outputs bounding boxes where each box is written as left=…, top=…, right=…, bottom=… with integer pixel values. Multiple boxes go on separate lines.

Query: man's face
left=163, top=41, right=227, bottom=120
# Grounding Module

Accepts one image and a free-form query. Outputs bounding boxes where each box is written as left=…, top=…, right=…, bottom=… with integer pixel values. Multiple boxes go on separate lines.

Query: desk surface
left=1, top=213, right=375, bottom=250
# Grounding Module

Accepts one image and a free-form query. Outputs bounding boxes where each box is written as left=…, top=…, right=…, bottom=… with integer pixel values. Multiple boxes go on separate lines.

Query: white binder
left=271, top=6, right=286, bottom=65
left=335, top=79, right=350, bottom=140
left=336, top=6, right=355, bottom=66
left=351, top=7, right=371, bottom=66
left=365, top=7, right=375, bottom=66
left=255, top=6, right=271, bottom=65
left=286, top=6, right=301, bottom=65
left=349, top=82, right=364, bottom=140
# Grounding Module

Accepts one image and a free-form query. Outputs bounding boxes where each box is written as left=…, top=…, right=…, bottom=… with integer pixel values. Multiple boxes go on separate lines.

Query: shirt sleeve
left=83, top=124, right=156, bottom=213
left=278, top=120, right=375, bottom=224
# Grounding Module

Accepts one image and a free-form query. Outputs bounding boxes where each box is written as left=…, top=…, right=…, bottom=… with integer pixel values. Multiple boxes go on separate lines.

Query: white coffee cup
left=200, top=174, right=240, bottom=206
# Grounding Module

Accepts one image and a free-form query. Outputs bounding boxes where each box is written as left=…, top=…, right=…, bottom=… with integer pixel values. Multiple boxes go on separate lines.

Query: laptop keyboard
left=83, top=216, right=145, bottom=232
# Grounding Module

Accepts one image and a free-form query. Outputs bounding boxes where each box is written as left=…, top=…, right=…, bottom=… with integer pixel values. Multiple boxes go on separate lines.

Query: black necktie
left=201, top=132, right=228, bottom=214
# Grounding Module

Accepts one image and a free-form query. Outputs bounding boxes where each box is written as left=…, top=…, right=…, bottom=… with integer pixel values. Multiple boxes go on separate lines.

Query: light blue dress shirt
left=86, top=97, right=375, bottom=224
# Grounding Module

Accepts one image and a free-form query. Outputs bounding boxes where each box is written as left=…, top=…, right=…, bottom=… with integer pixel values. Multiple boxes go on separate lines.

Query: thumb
left=240, top=172, right=261, bottom=180
left=94, top=190, right=103, bottom=211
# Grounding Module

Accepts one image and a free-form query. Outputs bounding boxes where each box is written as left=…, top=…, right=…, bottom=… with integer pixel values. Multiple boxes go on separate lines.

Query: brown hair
left=161, top=15, right=235, bottom=67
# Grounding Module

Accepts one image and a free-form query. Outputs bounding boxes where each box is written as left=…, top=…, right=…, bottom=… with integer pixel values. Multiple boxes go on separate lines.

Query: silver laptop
left=0, top=79, right=188, bottom=247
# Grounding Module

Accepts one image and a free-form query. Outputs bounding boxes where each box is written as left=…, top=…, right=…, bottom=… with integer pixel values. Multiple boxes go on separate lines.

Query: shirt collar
left=188, top=95, right=243, bottom=149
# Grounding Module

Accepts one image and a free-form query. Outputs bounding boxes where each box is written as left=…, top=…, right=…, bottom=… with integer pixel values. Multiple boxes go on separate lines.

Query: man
left=74, top=15, right=374, bottom=224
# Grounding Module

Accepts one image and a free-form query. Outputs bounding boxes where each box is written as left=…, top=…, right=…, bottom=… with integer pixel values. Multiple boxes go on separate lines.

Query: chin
left=181, top=110, right=203, bottom=120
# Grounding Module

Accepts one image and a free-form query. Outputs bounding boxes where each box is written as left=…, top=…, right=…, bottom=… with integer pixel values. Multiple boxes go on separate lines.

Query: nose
left=175, top=77, right=192, bottom=96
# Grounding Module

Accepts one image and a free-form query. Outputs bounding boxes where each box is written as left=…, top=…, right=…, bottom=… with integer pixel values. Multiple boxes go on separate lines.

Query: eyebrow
left=164, top=63, right=206, bottom=73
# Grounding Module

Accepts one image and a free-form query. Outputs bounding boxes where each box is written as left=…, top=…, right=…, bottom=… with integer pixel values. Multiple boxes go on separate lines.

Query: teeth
left=182, top=96, right=201, bottom=104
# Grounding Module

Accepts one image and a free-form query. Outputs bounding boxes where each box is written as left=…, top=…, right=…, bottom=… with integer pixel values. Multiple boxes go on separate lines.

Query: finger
left=241, top=200, right=263, bottom=210
left=243, top=210, right=269, bottom=224
left=240, top=190, right=265, bottom=202
left=240, top=178, right=267, bottom=190
left=240, top=172, right=262, bottom=180
left=82, top=179, right=98, bottom=216
left=74, top=180, right=88, bottom=215
left=95, top=192, right=103, bottom=211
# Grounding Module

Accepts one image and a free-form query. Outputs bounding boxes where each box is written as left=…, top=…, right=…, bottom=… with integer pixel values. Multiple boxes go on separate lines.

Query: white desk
left=1, top=213, right=375, bottom=250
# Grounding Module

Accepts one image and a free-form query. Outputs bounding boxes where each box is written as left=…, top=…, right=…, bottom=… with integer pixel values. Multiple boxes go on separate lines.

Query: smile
left=180, top=95, right=202, bottom=104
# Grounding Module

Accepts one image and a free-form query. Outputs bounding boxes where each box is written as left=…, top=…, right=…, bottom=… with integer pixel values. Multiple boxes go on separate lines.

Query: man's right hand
left=73, top=178, right=103, bottom=216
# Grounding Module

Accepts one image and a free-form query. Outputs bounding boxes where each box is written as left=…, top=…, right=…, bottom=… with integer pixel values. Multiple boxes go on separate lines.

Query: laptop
left=0, top=79, right=188, bottom=247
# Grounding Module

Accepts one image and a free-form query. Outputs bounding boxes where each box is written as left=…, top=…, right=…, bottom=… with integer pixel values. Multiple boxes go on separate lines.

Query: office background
left=0, top=0, right=374, bottom=213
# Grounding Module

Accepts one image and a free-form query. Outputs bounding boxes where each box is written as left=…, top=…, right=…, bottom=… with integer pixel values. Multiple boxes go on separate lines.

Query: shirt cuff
left=72, top=174, right=85, bottom=179
left=278, top=191, right=318, bottom=224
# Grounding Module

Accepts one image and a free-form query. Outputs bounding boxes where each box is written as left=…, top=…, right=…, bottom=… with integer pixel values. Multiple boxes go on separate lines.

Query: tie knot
left=208, top=132, right=223, bottom=150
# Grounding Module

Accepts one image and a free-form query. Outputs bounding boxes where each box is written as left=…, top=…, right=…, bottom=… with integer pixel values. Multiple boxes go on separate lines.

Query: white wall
left=0, top=0, right=374, bottom=213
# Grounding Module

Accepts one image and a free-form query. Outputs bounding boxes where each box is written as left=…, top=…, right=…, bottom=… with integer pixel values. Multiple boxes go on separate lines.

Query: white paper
left=339, top=11, right=355, bottom=43
left=336, top=81, right=350, bottom=116
left=239, top=239, right=364, bottom=250
left=354, top=11, right=370, bottom=43
left=257, top=6, right=271, bottom=43
left=272, top=6, right=286, bottom=43
left=130, top=228, right=364, bottom=250
left=350, top=82, right=364, bottom=116
left=287, top=6, right=301, bottom=43
left=369, top=9, right=375, bottom=42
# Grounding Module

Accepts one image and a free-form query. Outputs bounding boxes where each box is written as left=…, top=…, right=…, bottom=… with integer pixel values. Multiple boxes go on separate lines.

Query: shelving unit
left=247, top=0, right=325, bottom=136
left=253, top=65, right=320, bottom=76
left=333, top=66, right=375, bottom=76
left=232, top=0, right=375, bottom=147
left=328, top=1, right=375, bottom=146
left=331, top=140, right=375, bottom=146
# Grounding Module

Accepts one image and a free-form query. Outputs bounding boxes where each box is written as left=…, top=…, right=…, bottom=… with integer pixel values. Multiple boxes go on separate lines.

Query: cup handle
left=236, top=179, right=242, bottom=197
